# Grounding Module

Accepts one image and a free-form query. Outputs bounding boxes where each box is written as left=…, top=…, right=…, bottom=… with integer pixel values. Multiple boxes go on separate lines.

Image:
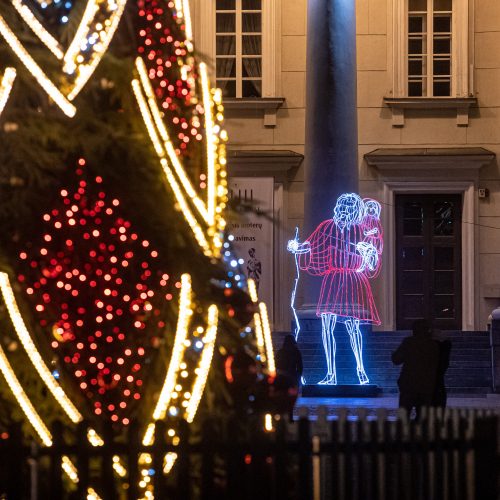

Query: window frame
left=193, top=0, right=278, bottom=99
left=392, top=0, right=470, bottom=99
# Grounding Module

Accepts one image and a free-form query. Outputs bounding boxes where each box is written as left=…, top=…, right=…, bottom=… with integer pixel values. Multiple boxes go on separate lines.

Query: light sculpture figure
left=288, top=193, right=383, bottom=385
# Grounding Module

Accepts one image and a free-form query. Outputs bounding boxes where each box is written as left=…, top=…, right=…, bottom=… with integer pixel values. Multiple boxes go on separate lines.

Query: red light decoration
left=16, top=159, right=178, bottom=424
left=136, top=0, right=205, bottom=167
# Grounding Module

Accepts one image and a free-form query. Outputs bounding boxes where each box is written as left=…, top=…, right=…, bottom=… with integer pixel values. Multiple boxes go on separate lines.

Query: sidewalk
left=295, top=394, right=500, bottom=418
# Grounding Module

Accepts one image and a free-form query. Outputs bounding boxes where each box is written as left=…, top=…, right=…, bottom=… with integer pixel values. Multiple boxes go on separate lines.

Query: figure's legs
left=345, top=318, right=370, bottom=385
left=319, top=313, right=337, bottom=385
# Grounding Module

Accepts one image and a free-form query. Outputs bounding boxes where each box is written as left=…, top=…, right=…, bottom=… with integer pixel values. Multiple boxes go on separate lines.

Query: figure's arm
left=356, top=242, right=379, bottom=273
left=287, top=239, right=311, bottom=255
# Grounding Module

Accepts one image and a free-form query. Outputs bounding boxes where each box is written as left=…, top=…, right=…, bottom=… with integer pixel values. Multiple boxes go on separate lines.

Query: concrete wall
left=193, top=0, right=500, bottom=331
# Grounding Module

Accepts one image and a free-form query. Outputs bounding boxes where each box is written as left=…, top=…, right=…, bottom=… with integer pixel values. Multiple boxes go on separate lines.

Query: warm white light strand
left=185, top=305, right=218, bottom=423
left=66, top=0, right=128, bottom=100
left=0, top=273, right=82, bottom=423
left=199, top=63, right=216, bottom=227
left=11, top=0, right=64, bottom=59
left=131, top=78, right=166, bottom=157
left=135, top=58, right=209, bottom=221
left=259, top=302, right=276, bottom=376
left=0, top=342, right=52, bottom=445
left=0, top=67, right=16, bottom=116
left=143, top=274, right=192, bottom=446
left=0, top=15, right=76, bottom=116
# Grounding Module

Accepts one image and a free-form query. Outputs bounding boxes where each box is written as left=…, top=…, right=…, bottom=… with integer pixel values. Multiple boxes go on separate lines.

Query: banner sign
left=228, top=177, right=274, bottom=324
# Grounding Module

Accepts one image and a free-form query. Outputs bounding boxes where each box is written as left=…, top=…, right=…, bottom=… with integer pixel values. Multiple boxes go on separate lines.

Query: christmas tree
left=0, top=1, right=279, bottom=494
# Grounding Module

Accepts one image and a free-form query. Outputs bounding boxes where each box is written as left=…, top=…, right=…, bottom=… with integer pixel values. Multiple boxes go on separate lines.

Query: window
left=193, top=0, right=277, bottom=100
left=407, top=0, right=452, bottom=97
left=215, top=0, right=263, bottom=98
left=391, top=0, right=470, bottom=99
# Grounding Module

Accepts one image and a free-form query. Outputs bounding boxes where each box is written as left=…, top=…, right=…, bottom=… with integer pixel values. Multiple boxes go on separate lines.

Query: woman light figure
left=288, top=193, right=382, bottom=385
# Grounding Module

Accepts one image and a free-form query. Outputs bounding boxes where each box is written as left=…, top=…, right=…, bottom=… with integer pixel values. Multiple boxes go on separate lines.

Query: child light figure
left=288, top=193, right=383, bottom=385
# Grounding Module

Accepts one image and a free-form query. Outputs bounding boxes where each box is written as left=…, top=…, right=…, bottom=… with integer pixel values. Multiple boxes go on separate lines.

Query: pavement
left=295, top=394, right=500, bottom=419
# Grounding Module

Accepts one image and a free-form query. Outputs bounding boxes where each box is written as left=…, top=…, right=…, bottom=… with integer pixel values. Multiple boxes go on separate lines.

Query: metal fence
left=0, top=407, right=497, bottom=499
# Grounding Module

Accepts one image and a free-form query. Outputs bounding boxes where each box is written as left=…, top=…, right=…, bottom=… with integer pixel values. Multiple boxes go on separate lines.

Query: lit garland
left=0, top=272, right=83, bottom=424
left=134, top=0, right=228, bottom=257
left=0, top=67, right=16, bottom=116
left=0, top=341, right=52, bottom=446
left=64, top=0, right=128, bottom=101
left=185, top=304, right=218, bottom=423
left=0, top=14, right=76, bottom=117
left=0, top=0, right=127, bottom=115
left=11, top=0, right=64, bottom=59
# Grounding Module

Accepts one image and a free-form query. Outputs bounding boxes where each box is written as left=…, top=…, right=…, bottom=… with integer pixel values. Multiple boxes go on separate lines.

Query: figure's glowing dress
left=288, top=193, right=383, bottom=385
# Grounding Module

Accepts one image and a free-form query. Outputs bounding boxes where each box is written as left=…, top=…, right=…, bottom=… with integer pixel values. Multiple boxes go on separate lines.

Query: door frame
left=382, top=180, right=475, bottom=331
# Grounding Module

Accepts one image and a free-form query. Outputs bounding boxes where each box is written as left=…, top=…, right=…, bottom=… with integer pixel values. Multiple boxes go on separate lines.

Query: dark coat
left=392, top=335, right=439, bottom=397
left=276, top=345, right=303, bottom=385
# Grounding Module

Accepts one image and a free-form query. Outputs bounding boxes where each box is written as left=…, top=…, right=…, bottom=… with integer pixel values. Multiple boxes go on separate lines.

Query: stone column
left=301, top=0, right=359, bottom=308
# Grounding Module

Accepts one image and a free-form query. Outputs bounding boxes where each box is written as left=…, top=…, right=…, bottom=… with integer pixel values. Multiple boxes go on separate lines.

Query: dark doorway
left=396, top=194, right=462, bottom=330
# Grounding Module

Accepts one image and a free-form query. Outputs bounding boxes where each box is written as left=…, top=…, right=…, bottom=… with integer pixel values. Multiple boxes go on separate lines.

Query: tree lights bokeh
left=16, top=159, right=178, bottom=425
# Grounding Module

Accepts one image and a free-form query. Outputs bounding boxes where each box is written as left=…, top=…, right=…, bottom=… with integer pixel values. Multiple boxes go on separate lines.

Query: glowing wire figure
left=288, top=193, right=383, bottom=385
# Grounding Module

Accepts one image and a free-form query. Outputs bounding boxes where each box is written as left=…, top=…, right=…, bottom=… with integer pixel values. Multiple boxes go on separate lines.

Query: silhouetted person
left=433, top=336, right=452, bottom=409
left=392, top=319, right=439, bottom=418
left=276, top=335, right=303, bottom=386
left=276, top=335, right=303, bottom=420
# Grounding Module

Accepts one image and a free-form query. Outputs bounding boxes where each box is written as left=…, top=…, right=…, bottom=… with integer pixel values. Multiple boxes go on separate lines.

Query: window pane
left=434, top=271, right=454, bottom=293
left=433, top=201, right=454, bottom=235
left=404, top=202, right=423, bottom=219
left=404, top=219, right=423, bottom=236
left=217, top=79, right=236, bottom=98
left=409, top=59, right=424, bottom=76
left=216, top=35, right=236, bottom=55
left=402, top=295, right=424, bottom=318
left=401, top=271, right=424, bottom=293
left=242, top=0, right=261, bottom=9
left=402, top=247, right=424, bottom=270
left=409, top=15, right=425, bottom=33
left=433, top=59, right=450, bottom=75
left=434, top=38, right=451, bottom=54
left=434, top=15, right=451, bottom=32
left=433, top=80, right=450, bottom=96
left=216, top=58, right=236, bottom=78
left=434, top=0, right=452, bottom=11
left=242, top=35, right=261, bottom=55
left=216, top=13, right=236, bottom=32
left=408, top=38, right=423, bottom=54
left=242, top=80, right=262, bottom=97
left=242, top=57, right=261, bottom=78
left=216, top=0, right=235, bottom=9
left=242, top=13, right=261, bottom=32
left=434, top=295, right=454, bottom=318
left=434, top=247, right=454, bottom=270
left=409, top=0, right=427, bottom=11
left=408, top=80, right=424, bottom=96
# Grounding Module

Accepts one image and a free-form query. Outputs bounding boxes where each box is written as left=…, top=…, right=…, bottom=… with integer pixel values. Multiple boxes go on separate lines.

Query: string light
left=0, top=14, right=76, bottom=117
left=0, top=342, right=52, bottom=446
left=143, top=273, right=192, bottom=446
left=185, top=305, right=218, bottom=423
left=62, top=456, right=79, bottom=483
left=131, top=72, right=213, bottom=256
left=0, top=272, right=83, bottom=423
left=11, top=0, right=64, bottom=59
left=0, top=67, right=16, bottom=116
left=65, top=0, right=128, bottom=101
left=258, top=302, right=275, bottom=376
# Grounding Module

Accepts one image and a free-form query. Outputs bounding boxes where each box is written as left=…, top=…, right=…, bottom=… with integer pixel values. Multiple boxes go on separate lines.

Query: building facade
left=190, top=0, right=500, bottom=334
